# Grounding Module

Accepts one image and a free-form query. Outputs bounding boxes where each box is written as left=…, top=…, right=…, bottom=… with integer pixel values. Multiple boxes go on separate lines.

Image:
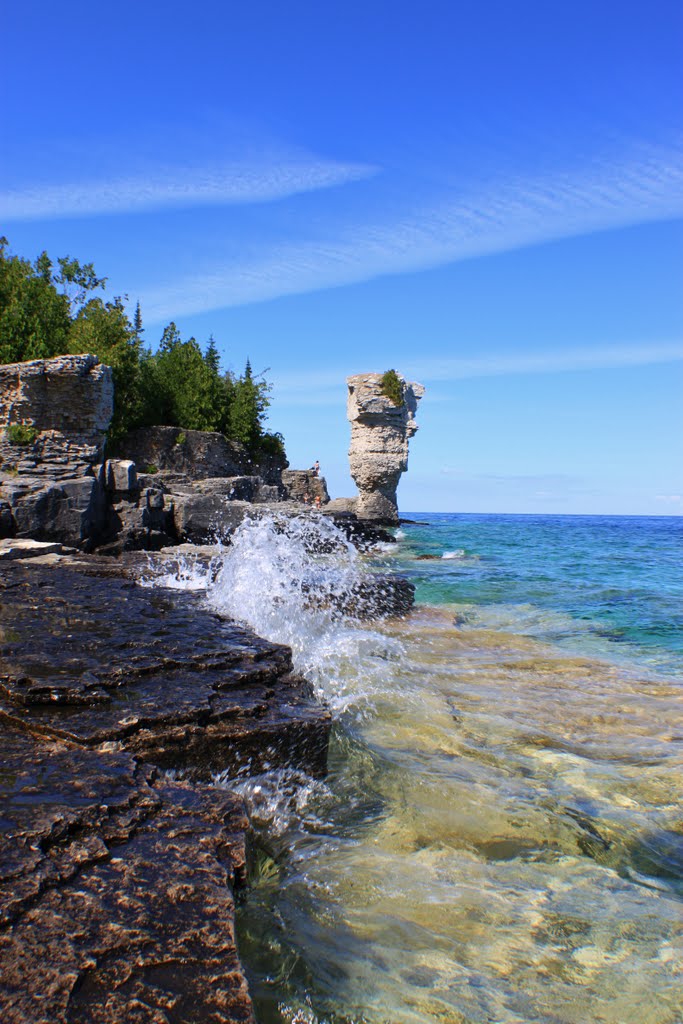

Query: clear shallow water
left=157, top=513, right=683, bottom=1024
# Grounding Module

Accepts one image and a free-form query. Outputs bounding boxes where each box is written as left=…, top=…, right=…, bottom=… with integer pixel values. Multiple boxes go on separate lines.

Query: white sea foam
left=138, top=550, right=220, bottom=591
left=442, top=548, right=467, bottom=559
left=204, top=513, right=405, bottom=714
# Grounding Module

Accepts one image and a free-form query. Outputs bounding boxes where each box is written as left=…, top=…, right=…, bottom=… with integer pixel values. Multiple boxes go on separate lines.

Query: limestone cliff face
left=0, top=354, right=113, bottom=478
left=347, top=372, right=424, bottom=524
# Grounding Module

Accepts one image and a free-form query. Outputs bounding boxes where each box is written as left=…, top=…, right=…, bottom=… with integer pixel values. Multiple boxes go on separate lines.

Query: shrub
left=380, top=369, right=404, bottom=406
left=175, top=432, right=186, bottom=445
left=6, top=423, right=38, bottom=446
left=145, top=464, right=159, bottom=474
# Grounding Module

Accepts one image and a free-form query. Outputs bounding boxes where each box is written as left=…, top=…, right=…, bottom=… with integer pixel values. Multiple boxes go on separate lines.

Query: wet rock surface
left=0, top=559, right=332, bottom=1023
left=0, top=562, right=330, bottom=776
left=0, top=725, right=255, bottom=1024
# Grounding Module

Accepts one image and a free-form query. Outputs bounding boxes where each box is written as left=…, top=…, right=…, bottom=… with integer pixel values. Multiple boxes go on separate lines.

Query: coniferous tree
left=0, top=239, right=283, bottom=458
left=0, top=239, right=71, bottom=363
left=229, top=359, right=271, bottom=457
left=133, top=301, right=144, bottom=342
left=69, top=296, right=142, bottom=446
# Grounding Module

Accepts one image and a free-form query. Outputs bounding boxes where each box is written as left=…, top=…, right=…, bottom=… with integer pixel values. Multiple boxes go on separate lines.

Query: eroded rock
left=346, top=372, right=424, bottom=524
left=0, top=559, right=332, bottom=1023
left=0, top=354, right=113, bottom=479
left=123, top=426, right=251, bottom=480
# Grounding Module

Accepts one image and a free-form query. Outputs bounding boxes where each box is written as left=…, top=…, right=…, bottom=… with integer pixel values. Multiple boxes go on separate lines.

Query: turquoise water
left=395, top=513, right=683, bottom=679
left=196, top=512, right=682, bottom=1024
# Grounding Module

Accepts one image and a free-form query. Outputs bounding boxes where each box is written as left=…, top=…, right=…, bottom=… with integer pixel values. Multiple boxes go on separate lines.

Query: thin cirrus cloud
left=0, top=157, right=377, bottom=222
left=140, top=141, right=683, bottom=320
left=270, top=341, right=683, bottom=405
left=406, top=341, right=683, bottom=382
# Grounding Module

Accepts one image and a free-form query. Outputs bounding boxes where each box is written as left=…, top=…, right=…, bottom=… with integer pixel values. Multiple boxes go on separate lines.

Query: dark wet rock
left=4, top=474, right=109, bottom=549
left=0, top=559, right=332, bottom=1023
left=323, top=510, right=396, bottom=550
left=0, top=724, right=255, bottom=1024
left=353, top=573, right=415, bottom=618
left=0, top=562, right=331, bottom=777
left=0, top=500, right=15, bottom=538
left=171, top=494, right=254, bottom=544
left=304, top=573, right=414, bottom=619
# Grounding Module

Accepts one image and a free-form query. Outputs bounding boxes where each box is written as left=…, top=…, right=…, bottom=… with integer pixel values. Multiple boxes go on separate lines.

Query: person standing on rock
left=311, top=460, right=320, bottom=476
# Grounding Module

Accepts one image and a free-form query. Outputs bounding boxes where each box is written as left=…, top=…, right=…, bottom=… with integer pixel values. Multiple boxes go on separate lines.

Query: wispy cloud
left=405, top=341, right=683, bottom=382
left=141, top=141, right=683, bottom=319
left=0, top=157, right=377, bottom=221
left=269, top=340, right=683, bottom=403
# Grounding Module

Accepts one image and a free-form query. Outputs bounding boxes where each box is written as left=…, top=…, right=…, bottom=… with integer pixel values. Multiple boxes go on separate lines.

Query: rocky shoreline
left=0, top=529, right=417, bottom=1023
left=0, top=355, right=422, bottom=1022
left=0, top=552, right=337, bottom=1023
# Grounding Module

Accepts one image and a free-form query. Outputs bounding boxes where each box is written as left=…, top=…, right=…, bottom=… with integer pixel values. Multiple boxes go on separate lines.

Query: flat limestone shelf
left=0, top=560, right=332, bottom=1023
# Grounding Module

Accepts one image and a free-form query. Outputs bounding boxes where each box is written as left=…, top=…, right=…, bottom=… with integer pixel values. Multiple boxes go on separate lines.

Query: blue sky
left=3, top=0, right=682, bottom=513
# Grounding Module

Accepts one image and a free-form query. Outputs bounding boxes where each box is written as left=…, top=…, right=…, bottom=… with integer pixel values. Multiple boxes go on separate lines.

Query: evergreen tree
left=204, top=335, right=220, bottom=374
left=133, top=301, right=144, bottom=342
left=0, top=239, right=284, bottom=458
left=69, top=297, right=142, bottom=447
left=229, top=359, right=271, bottom=456
left=0, top=238, right=71, bottom=363
left=153, top=324, right=219, bottom=431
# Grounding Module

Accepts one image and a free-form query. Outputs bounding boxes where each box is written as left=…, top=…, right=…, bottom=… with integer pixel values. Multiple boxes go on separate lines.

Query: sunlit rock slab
left=0, top=724, right=255, bottom=1024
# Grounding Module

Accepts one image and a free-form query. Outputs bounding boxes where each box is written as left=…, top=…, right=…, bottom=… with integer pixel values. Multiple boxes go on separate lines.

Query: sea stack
left=346, top=371, right=424, bottom=524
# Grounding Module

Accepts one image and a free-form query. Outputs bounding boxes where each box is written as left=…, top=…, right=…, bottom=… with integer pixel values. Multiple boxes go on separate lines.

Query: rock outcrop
left=0, top=354, right=113, bottom=479
left=346, top=372, right=424, bottom=524
left=0, top=355, right=117, bottom=547
left=281, top=469, right=330, bottom=505
left=123, top=425, right=251, bottom=480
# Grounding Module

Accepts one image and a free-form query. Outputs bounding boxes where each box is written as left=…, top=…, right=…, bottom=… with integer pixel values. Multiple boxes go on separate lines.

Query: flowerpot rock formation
left=346, top=372, right=424, bottom=524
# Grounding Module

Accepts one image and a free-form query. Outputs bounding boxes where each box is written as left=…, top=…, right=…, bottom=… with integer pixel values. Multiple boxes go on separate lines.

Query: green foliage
left=0, top=239, right=281, bottom=460
left=54, top=256, right=106, bottom=312
left=0, top=238, right=71, bottom=363
left=258, top=431, right=286, bottom=458
left=133, top=301, right=144, bottom=341
left=145, top=464, right=159, bottom=475
left=69, top=296, right=142, bottom=447
left=175, top=432, right=186, bottom=445
left=6, top=422, right=38, bottom=446
left=380, top=368, right=404, bottom=406
left=229, top=359, right=271, bottom=457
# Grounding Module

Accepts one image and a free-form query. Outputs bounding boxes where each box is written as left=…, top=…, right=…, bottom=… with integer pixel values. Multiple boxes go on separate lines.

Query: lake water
left=176, top=512, right=683, bottom=1024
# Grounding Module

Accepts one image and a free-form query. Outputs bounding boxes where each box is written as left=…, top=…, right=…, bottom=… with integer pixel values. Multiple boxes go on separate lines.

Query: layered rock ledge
left=0, top=559, right=332, bottom=1023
